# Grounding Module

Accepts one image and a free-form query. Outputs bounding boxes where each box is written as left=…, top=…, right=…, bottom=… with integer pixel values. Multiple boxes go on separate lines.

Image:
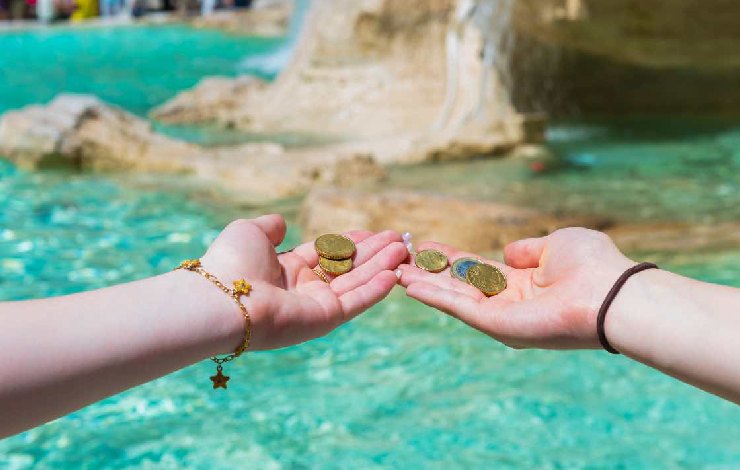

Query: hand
left=398, top=228, right=635, bottom=349
left=200, top=215, right=408, bottom=351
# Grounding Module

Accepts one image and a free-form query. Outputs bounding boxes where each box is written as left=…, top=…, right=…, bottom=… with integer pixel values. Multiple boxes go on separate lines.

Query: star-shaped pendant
left=210, top=369, right=230, bottom=389
left=233, top=279, right=251, bottom=296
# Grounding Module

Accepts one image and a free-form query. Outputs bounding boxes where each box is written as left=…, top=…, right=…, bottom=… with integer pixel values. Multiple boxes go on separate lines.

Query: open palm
left=201, top=215, right=408, bottom=350
left=398, top=228, right=635, bottom=349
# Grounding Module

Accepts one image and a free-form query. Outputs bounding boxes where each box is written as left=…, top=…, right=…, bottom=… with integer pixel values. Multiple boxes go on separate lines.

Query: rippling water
left=1, top=21, right=740, bottom=470
left=0, top=24, right=283, bottom=116
left=388, top=118, right=740, bottom=225
left=1, top=159, right=739, bottom=468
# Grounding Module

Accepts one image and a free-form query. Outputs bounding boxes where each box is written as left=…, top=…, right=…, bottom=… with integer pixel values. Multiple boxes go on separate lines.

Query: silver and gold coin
left=415, top=249, right=449, bottom=273
left=450, top=257, right=482, bottom=282
left=315, top=234, right=356, bottom=260
left=318, top=256, right=353, bottom=276
left=466, top=263, right=507, bottom=296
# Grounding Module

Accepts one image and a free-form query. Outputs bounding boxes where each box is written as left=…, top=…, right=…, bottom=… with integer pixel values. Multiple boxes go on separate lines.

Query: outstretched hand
left=201, top=215, right=408, bottom=351
left=398, top=228, right=635, bottom=349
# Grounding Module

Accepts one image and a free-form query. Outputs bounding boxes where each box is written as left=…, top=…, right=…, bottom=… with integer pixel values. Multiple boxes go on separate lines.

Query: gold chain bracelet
left=176, top=259, right=252, bottom=390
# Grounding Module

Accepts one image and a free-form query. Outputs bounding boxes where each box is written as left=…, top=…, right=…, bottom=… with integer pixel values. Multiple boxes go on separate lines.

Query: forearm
left=0, top=270, right=244, bottom=438
left=607, top=269, right=740, bottom=403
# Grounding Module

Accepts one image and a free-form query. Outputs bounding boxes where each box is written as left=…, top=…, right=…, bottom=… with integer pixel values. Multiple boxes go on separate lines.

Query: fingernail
left=402, top=232, right=413, bottom=243
left=394, top=269, right=402, bottom=279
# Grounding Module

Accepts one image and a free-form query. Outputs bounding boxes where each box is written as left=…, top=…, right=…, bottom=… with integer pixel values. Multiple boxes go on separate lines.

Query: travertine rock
left=0, top=95, right=386, bottom=202
left=150, top=76, right=266, bottom=125
left=299, top=188, right=610, bottom=251
left=0, top=94, right=197, bottom=172
left=197, top=147, right=387, bottom=202
left=606, top=222, right=740, bottom=253
left=152, top=0, right=524, bottom=162
left=300, top=188, right=740, bottom=254
left=515, top=0, right=740, bottom=69
left=513, top=0, right=740, bottom=115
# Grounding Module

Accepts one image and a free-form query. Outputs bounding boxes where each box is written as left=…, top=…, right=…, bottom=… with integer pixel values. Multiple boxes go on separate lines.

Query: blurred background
left=0, top=0, right=739, bottom=468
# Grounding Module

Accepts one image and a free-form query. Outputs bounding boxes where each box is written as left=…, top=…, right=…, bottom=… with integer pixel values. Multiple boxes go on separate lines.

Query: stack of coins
left=451, top=257, right=507, bottom=296
left=315, top=234, right=356, bottom=275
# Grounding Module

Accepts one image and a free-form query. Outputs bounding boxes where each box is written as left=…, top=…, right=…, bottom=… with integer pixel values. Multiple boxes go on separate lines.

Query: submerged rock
left=606, top=221, right=740, bottom=253
left=0, top=94, right=385, bottom=202
left=0, top=94, right=198, bottom=172
left=299, top=188, right=610, bottom=251
left=199, top=147, right=387, bottom=202
left=301, top=188, right=740, bottom=255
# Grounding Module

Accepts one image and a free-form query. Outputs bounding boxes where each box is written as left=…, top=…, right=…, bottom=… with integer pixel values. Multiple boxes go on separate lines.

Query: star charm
left=180, top=259, right=201, bottom=269
left=233, top=279, right=252, bottom=296
left=210, top=369, right=230, bottom=389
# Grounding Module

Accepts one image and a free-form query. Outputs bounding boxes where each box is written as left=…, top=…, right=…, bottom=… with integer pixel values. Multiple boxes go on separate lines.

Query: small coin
left=450, top=257, right=482, bottom=282
left=466, top=263, right=507, bottom=296
left=318, top=256, right=353, bottom=276
left=315, top=234, right=356, bottom=260
left=415, top=249, right=449, bottom=273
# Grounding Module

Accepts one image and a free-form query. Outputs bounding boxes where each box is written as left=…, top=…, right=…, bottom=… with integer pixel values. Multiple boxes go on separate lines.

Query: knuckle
left=553, top=226, right=586, bottom=238
left=227, top=218, right=254, bottom=230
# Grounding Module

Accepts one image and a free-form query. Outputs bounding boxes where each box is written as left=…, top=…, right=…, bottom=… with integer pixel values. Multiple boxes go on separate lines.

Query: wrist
left=602, top=268, right=669, bottom=359
left=582, top=256, right=635, bottom=345
left=172, top=268, right=247, bottom=356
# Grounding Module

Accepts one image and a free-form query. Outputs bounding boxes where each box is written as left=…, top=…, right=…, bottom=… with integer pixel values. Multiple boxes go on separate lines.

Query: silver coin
left=450, top=257, right=482, bottom=282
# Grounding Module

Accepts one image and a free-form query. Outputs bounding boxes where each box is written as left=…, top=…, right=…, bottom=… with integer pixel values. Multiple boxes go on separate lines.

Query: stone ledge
left=299, top=188, right=610, bottom=251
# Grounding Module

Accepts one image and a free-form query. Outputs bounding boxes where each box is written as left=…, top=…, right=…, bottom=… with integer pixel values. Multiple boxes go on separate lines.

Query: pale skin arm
left=0, top=215, right=409, bottom=438
left=399, top=228, right=740, bottom=404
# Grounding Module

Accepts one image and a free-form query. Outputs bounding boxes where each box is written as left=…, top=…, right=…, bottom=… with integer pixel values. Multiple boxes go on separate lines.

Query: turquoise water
left=0, top=25, right=284, bottom=116
left=1, top=22, right=740, bottom=470
left=388, top=118, right=740, bottom=226
left=1, top=159, right=739, bottom=469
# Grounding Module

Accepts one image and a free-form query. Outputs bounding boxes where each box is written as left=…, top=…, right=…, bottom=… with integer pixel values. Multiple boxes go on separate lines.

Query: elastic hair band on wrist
left=597, top=262, right=658, bottom=354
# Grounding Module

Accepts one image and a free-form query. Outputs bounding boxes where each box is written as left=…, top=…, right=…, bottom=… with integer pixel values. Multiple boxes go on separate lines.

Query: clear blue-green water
left=1, top=22, right=740, bottom=470
left=388, top=118, right=740, bottom=226
left=0, top=24, right=284, bottom=116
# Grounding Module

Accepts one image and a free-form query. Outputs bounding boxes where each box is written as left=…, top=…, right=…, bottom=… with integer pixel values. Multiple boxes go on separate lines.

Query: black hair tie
left=597, top=262, right=659, bottom=354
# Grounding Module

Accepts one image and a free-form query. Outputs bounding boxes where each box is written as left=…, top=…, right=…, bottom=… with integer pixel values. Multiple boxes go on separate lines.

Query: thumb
left=504, top=236, right=547, bottom=269
left=252, top=214, right=287, bottom=247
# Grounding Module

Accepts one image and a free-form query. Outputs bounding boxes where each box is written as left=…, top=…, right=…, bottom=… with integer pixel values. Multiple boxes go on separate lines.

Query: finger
left=338, top=270, right=399, bottom=320
left=289, top=230, right=374, bottom=266
left=331, top=241, right=407, bottom=295
left=405, top=281, right=481, bottom=324
left=353, top=230, right=404, bottom=266
left=504, top=237, right=547, bottom=269
left=397, top=263, right=485, bottom=299
left=252, top=214, right=287, bottom=247
left=416, top=241, right=512, bottom=275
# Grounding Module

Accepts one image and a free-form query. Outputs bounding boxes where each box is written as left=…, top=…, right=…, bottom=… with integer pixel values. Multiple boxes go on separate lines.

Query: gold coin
left=415, top=249, right=449, bottom=273
left=315, top=234, right=356, bottom=260
left=318, top=256, right=353, bottom=276
left=466, top=263, right=507, bottom=296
